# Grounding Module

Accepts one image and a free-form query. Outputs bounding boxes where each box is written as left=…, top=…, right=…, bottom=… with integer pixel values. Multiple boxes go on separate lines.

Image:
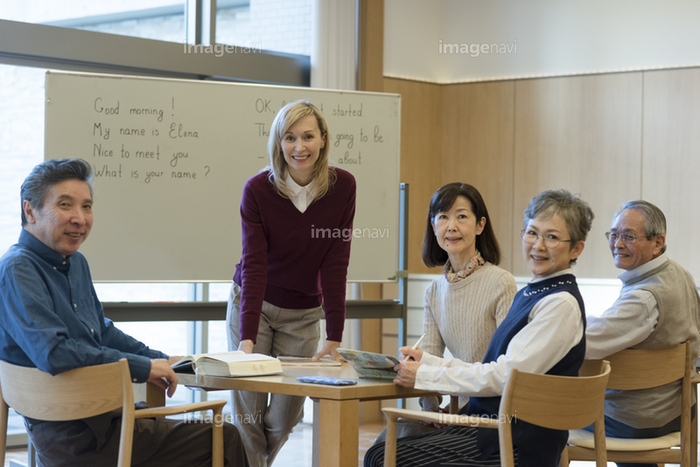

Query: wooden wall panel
left=383, top=78, right=443, bottom=274
left=357, top=0, right=385, bottom=420
left=642, top=68, right=700, bottom=280
left=441, top=81, right=516, bottom=272
left=512, top=73, right=643, bottom=278
left=358, top=0, right=384, bottom=93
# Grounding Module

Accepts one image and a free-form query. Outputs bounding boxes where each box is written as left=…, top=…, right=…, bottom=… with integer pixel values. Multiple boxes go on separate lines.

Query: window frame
left=0, top=17, right=309, bottom=85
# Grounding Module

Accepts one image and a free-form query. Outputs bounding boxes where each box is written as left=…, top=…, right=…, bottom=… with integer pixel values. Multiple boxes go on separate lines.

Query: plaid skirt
left=363, top=425, right=514, bottom=467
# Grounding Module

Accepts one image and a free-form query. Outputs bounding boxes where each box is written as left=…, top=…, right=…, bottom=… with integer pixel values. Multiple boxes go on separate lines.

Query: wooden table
left=174, top=363, right=436, bottom=467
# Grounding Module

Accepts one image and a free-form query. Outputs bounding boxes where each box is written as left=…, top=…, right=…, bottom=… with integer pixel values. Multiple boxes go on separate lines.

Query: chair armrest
left=382, top=407, right=498, bottom=429
left=134, top=400, right=226, bottom=419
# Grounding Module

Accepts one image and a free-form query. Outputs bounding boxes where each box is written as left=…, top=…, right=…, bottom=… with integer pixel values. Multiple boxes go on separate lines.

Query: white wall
left=384, top=0, right=700, bottom=83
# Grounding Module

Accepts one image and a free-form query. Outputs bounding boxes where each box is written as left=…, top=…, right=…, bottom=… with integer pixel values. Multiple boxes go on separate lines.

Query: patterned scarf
left=444, top=250, right=485, bottom=283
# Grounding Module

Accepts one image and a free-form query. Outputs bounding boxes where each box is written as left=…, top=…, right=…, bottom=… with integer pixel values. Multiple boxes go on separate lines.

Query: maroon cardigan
left=233, top=168, right=356, bottom=343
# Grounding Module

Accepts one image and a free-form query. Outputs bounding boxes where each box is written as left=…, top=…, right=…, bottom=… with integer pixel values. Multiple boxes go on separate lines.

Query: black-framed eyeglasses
left=521, top=230, right=573, bottom=248
left=605, top=231, right=650, bottom=244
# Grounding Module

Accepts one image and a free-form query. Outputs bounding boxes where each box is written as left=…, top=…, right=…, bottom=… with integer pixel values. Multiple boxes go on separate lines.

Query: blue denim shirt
left=0, top=230, right=167, bottom=382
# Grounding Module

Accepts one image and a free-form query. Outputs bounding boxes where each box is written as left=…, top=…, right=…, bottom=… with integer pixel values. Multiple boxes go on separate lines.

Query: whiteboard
left=44, top=72, right=401, bottom=282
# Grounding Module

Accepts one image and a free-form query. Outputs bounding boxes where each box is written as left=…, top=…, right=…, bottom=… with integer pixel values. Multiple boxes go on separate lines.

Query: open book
left=172, top=351, right=282, bottom=377
left=336, top=348, right=400, bottom=379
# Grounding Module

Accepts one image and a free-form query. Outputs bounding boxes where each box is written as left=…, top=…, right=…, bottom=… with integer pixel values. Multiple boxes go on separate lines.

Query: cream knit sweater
left=419, top=262, right=517, bottom=410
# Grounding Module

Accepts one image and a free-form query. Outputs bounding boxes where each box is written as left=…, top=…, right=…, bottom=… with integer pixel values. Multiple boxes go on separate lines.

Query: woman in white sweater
left=418, top=182, right=517, bottom=413
left=376, top=182, right=517, bottom=441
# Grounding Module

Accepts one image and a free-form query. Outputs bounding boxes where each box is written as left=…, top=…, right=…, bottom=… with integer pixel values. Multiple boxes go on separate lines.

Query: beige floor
left=2, top=449, right=27, bottom=467
left=2, top=423, right=685, bottom=467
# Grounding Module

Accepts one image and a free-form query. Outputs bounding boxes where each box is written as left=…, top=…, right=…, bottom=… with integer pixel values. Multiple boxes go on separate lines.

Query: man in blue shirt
left=0, top=158, right=249, bottom=467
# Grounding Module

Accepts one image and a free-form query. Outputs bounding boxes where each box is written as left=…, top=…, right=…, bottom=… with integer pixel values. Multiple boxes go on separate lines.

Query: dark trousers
left=24, top=408, right=249, bottom=467
left=585, top=406, right=695, bottom=467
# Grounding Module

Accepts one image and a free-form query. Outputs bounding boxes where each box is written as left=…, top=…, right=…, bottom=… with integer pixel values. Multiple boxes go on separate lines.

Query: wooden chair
left=0, top=358, right=226, bottom=467
left=563, top=341, right=694, bottom=467
left=382, top=361, right=611, bottom=467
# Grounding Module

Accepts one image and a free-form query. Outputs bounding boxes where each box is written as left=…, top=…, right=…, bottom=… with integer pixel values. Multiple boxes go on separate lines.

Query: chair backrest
left=501, top=361, right=611, bottom=431
left=603, top=342, right=689, bottom=390
left=565, top=342, right=693, bottom=467
left=0, top=359, right=136, bottom=466
left=578, top=358, right=607, bottom=377
left=0, top=359, right=134, bottom=421
left=499, top=361, right=611, bottom=467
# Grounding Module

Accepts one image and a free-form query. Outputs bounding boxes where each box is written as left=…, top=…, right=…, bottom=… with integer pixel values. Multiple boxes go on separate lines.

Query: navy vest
left=460, top=274, right=586, bottom=467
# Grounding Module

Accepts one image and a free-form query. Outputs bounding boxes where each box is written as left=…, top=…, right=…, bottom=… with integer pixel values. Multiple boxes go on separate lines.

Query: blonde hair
left=267, top=99, right=336, bottom=201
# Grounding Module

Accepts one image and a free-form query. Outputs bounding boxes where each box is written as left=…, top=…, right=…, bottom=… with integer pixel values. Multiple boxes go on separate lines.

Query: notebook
left=336, top=348, right=400, bottom=379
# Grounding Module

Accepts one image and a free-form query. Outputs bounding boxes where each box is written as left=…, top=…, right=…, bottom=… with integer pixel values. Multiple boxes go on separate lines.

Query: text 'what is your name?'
left=91, top=163, right=210, bottom=184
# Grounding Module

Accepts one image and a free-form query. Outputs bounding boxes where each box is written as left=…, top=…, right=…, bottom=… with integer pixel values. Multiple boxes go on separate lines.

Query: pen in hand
left=403, top=333, right=426, bottom=361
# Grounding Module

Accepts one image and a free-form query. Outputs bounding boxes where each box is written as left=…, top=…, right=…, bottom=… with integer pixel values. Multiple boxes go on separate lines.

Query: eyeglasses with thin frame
left=521, top=230, right=573, bottom=248
left=605, top=231, right=650, bottom=244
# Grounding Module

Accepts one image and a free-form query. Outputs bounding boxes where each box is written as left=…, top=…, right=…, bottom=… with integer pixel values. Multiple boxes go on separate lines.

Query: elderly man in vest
left=585, top=199, right=700, bottom=467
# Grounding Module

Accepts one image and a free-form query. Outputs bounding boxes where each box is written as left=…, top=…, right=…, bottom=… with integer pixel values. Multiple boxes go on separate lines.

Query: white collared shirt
left=285, top=174, right=314, bottom=213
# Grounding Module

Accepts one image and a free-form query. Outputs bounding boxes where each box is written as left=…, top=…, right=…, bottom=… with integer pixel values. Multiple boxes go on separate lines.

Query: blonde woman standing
left=226, top=100, right=356, bottom=466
